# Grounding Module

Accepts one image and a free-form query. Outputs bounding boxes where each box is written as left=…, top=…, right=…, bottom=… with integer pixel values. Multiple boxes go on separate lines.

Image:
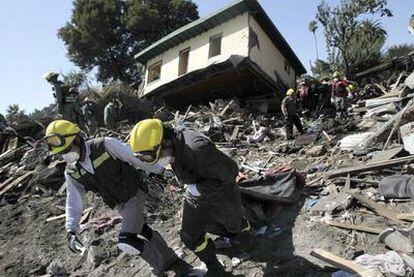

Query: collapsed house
left=134, top=0, right=306, bottom=110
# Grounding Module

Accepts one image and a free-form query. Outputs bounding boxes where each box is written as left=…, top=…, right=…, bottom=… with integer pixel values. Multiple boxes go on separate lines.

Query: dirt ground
left=0, top=172, right=395, bottom=277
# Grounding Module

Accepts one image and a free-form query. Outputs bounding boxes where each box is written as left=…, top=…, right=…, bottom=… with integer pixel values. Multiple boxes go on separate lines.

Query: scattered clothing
left=379, top=175, right=414, bottom=199
left=355, top=251, right=410, bottom=276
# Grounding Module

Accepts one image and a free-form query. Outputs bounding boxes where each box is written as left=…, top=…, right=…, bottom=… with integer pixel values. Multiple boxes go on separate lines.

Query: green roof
left=134, top=0, right=306, bottom=74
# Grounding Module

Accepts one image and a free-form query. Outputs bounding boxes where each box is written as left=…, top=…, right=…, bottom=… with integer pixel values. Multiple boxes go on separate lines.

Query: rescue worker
left=297, top=81, right=310, bottom=115
left=43, top=120, right=179, bottom=276
left=0, top=113, right=8, bottom=153
left=129, top=119, right=251, bottom=276
left=43, top=72, right=85, bottom=126
left=104, top=100, right=119, bottom=130
left=330, top=71, right=349, bottom=119
left=281, top=88, right=304, bottom=140
left=82, top=98, right=96, bottom=135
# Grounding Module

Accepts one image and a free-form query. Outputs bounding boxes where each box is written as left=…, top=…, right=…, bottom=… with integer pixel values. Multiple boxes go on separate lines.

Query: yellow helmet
left=43, top=72, right=59, bottom=81
left=129, top=119, right=164, bottom=164
left=333, top=71, right=340, bottom=78
left=286, top=88, right=295, bottom=96
left=44, top=120, right=80, bottom=155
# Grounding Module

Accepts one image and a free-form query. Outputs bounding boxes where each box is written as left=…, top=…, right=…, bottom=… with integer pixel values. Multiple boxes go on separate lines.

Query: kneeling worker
left=129, top=119, right=251, bottom=275
left=43, top=120, right=178, bottom=276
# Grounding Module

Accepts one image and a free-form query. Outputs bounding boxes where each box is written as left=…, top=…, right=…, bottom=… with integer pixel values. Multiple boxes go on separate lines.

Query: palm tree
left=6, top=104, right=27, bottom=123
left=348, top=19, right=387, bottom=72
left=309, top=20, right=319, bottom=60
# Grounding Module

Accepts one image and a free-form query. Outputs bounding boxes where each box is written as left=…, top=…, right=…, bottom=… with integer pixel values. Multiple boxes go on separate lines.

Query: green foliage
left=62, top=70, right=92, bottom=90
left=309, top=20, right=319, bottom=60
left=348, top=19, right=387, bottom=72
left=6, top=104, right=29, bottom=123
left=384, top=44, right=414, bottom=60
left=311, top=59, right=334, bottom=77
left=314, top=0, right=392, bottom=74
left=29, top=104, right=57, bottom=121
left=58, top=0, right=199, bottom=84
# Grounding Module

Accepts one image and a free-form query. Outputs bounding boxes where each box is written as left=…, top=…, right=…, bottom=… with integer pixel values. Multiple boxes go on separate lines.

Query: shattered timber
left=3, top=70, right=414, bottom=276
left=2, top=0, right=414, bottom=277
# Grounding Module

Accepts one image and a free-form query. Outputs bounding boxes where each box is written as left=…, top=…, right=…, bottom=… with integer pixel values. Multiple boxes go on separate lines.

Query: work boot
left=230, top=219, right=254, bottom=252
left=151, top=230, right=179, bottom=271
left=140, top=231, right=179, bottom=276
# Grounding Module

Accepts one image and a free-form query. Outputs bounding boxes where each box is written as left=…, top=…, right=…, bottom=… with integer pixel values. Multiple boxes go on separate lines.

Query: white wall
left=249, top=16, right=296, bottom=88
left=143, top=13, right=250, bottom=95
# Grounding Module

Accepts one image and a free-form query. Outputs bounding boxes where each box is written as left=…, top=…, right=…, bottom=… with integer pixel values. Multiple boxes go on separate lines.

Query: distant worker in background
left=330, top=71, right=349, bottom=120
left=104, top=98, right=121, bottom=130
left=0, top=113, right=9, bottom=153
left=82, top=98, right=96, bottom=135
left=297, top=81, right=310, bottom=115
left=43, top=72, right=85, bottom=127
left=281, top=88, right=305, bottom=140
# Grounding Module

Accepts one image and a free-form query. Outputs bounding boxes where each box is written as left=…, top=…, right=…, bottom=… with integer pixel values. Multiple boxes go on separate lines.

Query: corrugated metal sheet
left=134, top=0, right=306, bottom=75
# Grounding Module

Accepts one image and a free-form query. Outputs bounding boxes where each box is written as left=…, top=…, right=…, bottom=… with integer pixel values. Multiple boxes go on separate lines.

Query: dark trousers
left=285, top=115, right=304, bottom=140
left=180, top=184, right=244, bottom=266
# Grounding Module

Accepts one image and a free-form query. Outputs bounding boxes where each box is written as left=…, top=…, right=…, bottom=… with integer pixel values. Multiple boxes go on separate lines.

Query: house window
left=178, top=48, right=190, bottom=76
left=209, top=33, right=222, bottom=58
left=148, top=61, right=162, bottom=83
left=284, top=60, right=291, bottom=75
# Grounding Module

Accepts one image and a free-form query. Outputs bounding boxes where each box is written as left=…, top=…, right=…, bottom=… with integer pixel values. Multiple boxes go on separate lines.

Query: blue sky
left=0, top=0, right=412, bottom=115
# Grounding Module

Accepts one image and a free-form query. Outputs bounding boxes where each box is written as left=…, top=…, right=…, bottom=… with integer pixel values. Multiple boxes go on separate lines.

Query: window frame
left=208, top=33, right=223, bottom=59
left=178, top=47, right=191, bottom=76
left=147, top=60, right=162, bottom=84
left=284, top=60, right=291, bottom=75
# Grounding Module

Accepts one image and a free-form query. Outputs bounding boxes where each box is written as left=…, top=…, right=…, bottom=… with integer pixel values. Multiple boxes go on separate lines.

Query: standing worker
left=43, top=72, right=85, bottom=127
left=281, top=88, right=305, bottom=140
left=42, top=120, right=181, bottom=276
left=0, top=113, right=8, bottom=153
left=104, top=99, right=120, bottom=130
left=129, top=119, right=251, bottom=276
left=330, top=71, right=349, bottom=119
left=82, top=98, right=96, bottom=135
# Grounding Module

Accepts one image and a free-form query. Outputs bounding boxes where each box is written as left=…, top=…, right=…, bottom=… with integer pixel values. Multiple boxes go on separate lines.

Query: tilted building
left=135, top=0, right=306, bottom=109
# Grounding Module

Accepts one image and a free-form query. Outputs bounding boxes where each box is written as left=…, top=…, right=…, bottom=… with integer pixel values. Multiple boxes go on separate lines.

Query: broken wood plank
left=0, top=171, right=34, bottom=197
left=345, top=191, right=406, bottom=224
left=356, top=97, right=414, bottom=151
left=327, top=221, right=382, bottom=234
left=397, top=213, right=414, bottom=222
left=337, top=177, right=379, bottom=187
left=311, top=248, right=379, bottom=277
left=369, top=147, right=403, bottom=163
left=57, top=183, right=66, bottom=195
left=182, top=105, right=192, bottom=120
left=80, top=207, right=93, bottom=224
left=325, top=155, right=414, bottom=179
left=47, top=208, right=93, bottom=223
left=46, top=214, right=66, bottom=222
left=230, top=126, right=240, bottom=141
left=219, top=100, right=234, bottom=117
left=383, top=103, right=412, bottom=150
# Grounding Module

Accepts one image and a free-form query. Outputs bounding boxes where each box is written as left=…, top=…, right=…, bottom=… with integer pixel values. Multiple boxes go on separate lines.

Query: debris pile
left=2, top=72, right=414, bottom=276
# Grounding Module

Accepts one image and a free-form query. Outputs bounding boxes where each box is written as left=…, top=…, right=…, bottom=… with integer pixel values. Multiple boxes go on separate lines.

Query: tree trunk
left=313, top=32, right=319, bottom=60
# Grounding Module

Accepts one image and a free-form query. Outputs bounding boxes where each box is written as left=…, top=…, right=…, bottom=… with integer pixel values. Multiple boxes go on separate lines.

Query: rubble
left=2, top=70, right=414, bottom=276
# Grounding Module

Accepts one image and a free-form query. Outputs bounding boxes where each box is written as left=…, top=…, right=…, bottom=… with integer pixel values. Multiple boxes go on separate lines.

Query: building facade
left=135, top=0, right=306, bottom=108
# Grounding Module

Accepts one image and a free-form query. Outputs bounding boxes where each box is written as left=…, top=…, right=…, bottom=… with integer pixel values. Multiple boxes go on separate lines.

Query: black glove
left=67, top=231, right=84, bottom=253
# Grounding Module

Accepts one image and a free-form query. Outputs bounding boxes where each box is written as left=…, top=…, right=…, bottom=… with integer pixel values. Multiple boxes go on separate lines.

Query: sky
left=0, top=0, right=413, bottom=115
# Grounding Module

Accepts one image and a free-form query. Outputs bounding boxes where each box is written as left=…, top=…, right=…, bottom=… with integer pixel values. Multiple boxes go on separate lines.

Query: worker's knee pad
left=117, top=232, right=145, bottom=255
